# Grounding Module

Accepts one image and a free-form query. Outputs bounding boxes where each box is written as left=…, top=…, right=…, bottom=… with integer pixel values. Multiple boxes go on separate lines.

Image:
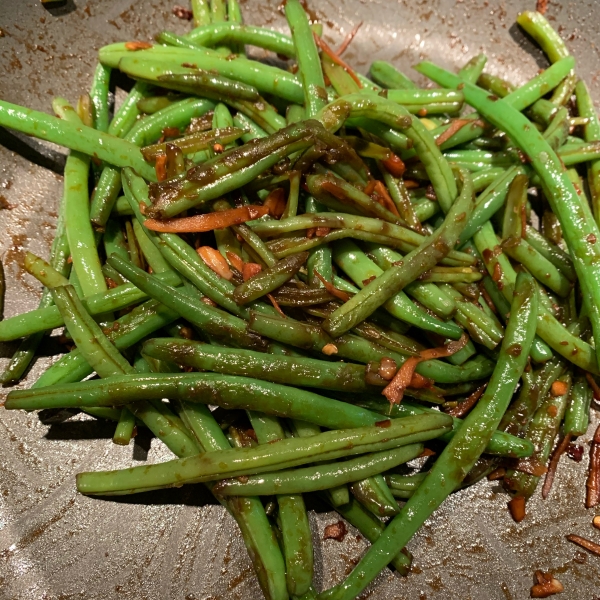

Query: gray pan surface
left=1, top=1, right=600, bottom=598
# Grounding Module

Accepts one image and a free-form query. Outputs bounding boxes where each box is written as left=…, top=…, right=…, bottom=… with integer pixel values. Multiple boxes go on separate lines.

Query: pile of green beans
left=2, top=3, right=600, bottom=599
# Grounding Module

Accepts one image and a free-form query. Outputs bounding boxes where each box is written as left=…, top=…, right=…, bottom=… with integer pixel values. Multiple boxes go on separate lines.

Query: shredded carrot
left=373, top=180, right=400, bottom=217
left=381, top=153, right=406, bottom=178
left=242, top=262, right=262, bottom=281
left=434, top=118, right=474, bottom=147
left=363, top=180, right=376, bottom=195
left=586, top=372, right=600, bottom=401
left=566, top=534, right=600, bottom=558
left=336, top=21, right=362, bottom=56
left=197, top=246, right=233, bottom=280
left=143, top=205, right=269, bottom=233
left=154, top=154, right=168, bottom=181
left=447, top=383, right=487, bottom=418
left=314, top=271, right=351, bottom=302
left=125, top=41, right=153, bottom=50
left=314, top=33, right=363, bottom=88
left=542, top=432, right=572, bottom=499
left=383, top=334, right=469, bottom=403
left=263, top=188, right=287, bottom=218
left=320, top=180, right=347, bottom=200
left=267, top=293, right=286, bottom=317
left=226, top=251, right=244, bottom=273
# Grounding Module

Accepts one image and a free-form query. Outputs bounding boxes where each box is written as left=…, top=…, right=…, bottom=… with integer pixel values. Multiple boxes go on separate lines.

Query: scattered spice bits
left=593, top=515, right=600, bottom=530
left=375, top=419, right=391, bottom=428
left=566, top=534, right=600, bottom=557
left=530, top=571, right=564, bottom=598
left=536, top=0, right=549, bottom=15
left=172, top=5, right=193, bottom=20
left=323, top=520, right=348, bottom=542
left=508, top=495, right=526, bottom=522
left=586, top=424, right=600, bottom=508
left=124, top=41, right=153, bottom=50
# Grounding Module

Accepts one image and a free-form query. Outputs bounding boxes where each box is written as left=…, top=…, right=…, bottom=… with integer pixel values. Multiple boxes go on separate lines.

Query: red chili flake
left=536, top=0, right=549, bottom=15
left=381, top=153, right=405, bottom=177
left=566, top=443, right=584, bottom=462
left=324, top=520, right=348, bottom=542
left=213, top=143, right=224, bottom=154
left=551, top=380, right=568, bottom=397
left=546, top=405, right=558, bottom=418
left=161, top=126, right=180, bottom=139
left=531, top=570, right=564, bottom=598
left=155, top=154, right=168, bottom=181
left=418, top=108, right=428, bottom=117
left=419, top=448, right=436, bottom=457
left=306, top=227, right=316, bottom=239
left=125, top=41, right=153, bottom=50
left=105, top=277, right=118, bottom=289
left=362, top=276, right=376, bottom=286
left=487, top=467, right=506, bottom=481
left=172, top=5, right=193, bottom=19
left=315, top=227, right=330, bottom=237
left=375, top=419, right=391, bottom=428
left=588, top=233, right=597, bottom=244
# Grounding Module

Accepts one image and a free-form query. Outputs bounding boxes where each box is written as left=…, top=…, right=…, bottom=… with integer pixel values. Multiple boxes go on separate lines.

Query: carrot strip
left=197, top=246, right=233, bottom=280
left=381, top=153, right=406, bottom=178
left=243, top=262, right=262, bottom=281
left=263, top=188, right=287, bottom=219
left=447, top=383, right=488, bottom=418
left=336, top=21, right=363, bottom=56
left=314, top=271, right=351, bottom=302
left=314, top=33, right=363, bottom=88
left=143, top=205, right=269, bottom=233
left=383, top=334, right=469, bottom=403
left=226, top=251, right=244, bottom=273
left=541, top=432, right=572, bottom=499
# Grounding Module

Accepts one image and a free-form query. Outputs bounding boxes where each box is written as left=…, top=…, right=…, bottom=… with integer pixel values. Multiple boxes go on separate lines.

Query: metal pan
left=1, top=1, right=599, bottom=598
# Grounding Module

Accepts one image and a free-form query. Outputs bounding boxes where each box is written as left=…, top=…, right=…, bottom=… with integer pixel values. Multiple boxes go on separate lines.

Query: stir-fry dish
left=2, top=1, right=600, bottom=598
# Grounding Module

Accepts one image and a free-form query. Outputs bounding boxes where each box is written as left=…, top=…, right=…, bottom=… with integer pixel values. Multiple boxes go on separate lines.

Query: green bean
left=379, top=88, right=464, bottom=114
left=247, top=412, right=313, bottom=597
left=323, top=167, right=473, bottom=337
left=319, top=271, right=537, bottom=600
left=369, top=61, right=417, bottom=90
left=284, top=0, right=327, bottom=116
left=0, top=99, right=156, bottom=181
left=112, top=408, right=137, bottom=446
left=190, top=0, right=210, bottom=26
left=124, top=221, right=142, bottom=269
left=252, top=212, right=475, bottom=266
left=146, top=121, right=317, bottom=219
left=0, top=265, right=181, bottom=342
left=504, top=374, right=572, bottom=499
left=500, top=355, right=566, bottom=437
left=91, top=97, right=214, bottom=228
left=132, top=220, right=173, bottom=276
left=107, top=255, right=265, bottom=350
left=575, top=80, right=600, bottom=226
left=172, top=400, right=288, bottom=600
left=233, top=252, right=308, bottom=304
left=349, top=475, right=400, bottom=518
left=525, top=226, right=575, bottom=282
left=233, top=111, right=268, bottom=142
left=357, top=397, right=534, bottom=458
left=133, top=68, right=262, bottom=103
left=74, top=414, right=452, bottom=496
left=331, top=240, right=463, bottom=338
left=142, top=338, right=381, bottom=393
left=386, top=472, right=428, bottom=492
left=416, top=62, right=600, bottom=371
left=564, top=375, right=593, bottom=437
left=543, top=106, right=570, bottom=151
left=100, top=44, right=304, bottom=103
left=363, top=243, right=456, bottom=320
left=52, top=99, right=108, bottom=299
left=188, top=23, right=295, bottom=57
left=502, top=56, right=575, bottom=112
left=89, top=63, right=111, bottom=133
left=503, top=238, right=572, bottom=298
left=458, top=54, right=487, bottom=84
